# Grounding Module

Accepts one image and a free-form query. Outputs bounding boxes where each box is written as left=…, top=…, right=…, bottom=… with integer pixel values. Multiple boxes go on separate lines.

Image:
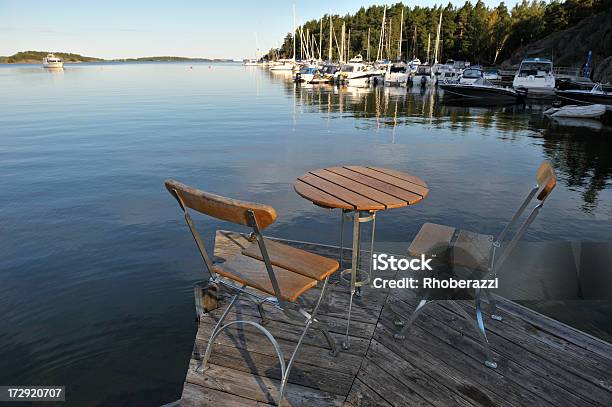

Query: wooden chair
left=165, top=180, right=340, bottom=406
left=392, top=161, right=557, bottom=369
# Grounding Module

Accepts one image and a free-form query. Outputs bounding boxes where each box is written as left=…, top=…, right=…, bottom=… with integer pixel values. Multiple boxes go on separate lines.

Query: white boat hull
left=384, top=72, right=408, bottom=86
left=43, top=61, right=63, bottom=68
left=544, top=104, right=606, bottom=119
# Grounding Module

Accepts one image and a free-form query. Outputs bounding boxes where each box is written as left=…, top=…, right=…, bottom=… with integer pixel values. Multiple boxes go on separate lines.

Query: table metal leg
left=341, top=210, right=377, bottom=350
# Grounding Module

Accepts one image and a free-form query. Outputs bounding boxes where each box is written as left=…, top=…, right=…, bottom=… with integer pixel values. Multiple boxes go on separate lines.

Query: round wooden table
left=294, top=165, right=428, bottom=349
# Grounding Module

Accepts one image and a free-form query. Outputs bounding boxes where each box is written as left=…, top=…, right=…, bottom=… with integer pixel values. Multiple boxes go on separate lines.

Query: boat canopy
left=462, top=68, right=483, bottom=79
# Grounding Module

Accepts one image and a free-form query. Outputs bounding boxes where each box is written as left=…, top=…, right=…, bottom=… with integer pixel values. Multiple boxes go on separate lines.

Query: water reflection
left=271, top=72, right=612, bottom=213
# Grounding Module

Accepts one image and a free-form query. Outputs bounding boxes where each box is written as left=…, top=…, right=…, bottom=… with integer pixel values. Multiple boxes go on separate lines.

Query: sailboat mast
left=292, top=4, right=296, bottom=61
left=377, top=6, right=386, bottom=61
left=328, top=13, right=333, bottom=62
left=398, top=8, right=404, bottom=60
left=433, top=12, right=442, bottom=65
left=319, top=19, right=323, bottom=61
left=426, top=33, right=431, bottom=64
left=367, top=27, right=371, bottom=62
left=347, top=28, right=351, bottom=61
left=340, top=22, right=345, bottom=63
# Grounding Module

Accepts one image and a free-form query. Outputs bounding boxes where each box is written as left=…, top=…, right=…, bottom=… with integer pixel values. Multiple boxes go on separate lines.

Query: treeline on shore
left=270, top=0, right=612, bottom=65
left=0, top=51, right=233, bottom=64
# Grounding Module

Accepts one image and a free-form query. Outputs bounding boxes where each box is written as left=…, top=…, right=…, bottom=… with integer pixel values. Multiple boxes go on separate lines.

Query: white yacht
left=412, top=65, right=436, bottom=87
left=512, top=58, right=555, bottom=96
left=384, top=61, right=409, bottom=86
left=42, top=53, right=63, bottom=69
left=336, top=58, right=377, bottom=87
left=269, top=59, right=295, bottom=71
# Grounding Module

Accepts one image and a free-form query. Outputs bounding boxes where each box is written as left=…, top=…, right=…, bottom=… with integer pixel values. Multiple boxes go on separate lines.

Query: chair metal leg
left=278, top=276, right=334, bottom=406
left=394, top=298, right=432, bottom=340
left=257, top=301, right=269, bottom=325
left=484, top=289, right=502, bottom=321
left=448, top=294, right=497, bottom=369
left=197, top=290, right=242, bottom=373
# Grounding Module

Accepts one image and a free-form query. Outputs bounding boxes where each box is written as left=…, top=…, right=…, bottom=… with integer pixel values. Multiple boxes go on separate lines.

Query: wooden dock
left=178, top=230, right=612, bottom=406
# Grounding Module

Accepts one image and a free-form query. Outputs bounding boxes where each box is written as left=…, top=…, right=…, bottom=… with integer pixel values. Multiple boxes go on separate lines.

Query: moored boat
left=42, top=53, right=63, bottom=69
left=544, top=104, right=607, bottom=119
left=440, top=77, right=527, bottom=102
left=512, top=57, right=555, bottom=97
left=555, top=84, right=612, bottom=106
left=384, top=61, right=409, bottom=86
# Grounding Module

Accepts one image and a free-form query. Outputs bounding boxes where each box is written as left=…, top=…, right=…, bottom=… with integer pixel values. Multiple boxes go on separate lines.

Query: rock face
left=503, top=9, right=612, bottom=82
left=593, top=56, right=612, bottom=83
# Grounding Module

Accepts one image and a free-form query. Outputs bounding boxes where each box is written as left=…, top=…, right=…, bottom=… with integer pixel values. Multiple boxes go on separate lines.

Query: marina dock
left=178, top=231, right=612, bottom=406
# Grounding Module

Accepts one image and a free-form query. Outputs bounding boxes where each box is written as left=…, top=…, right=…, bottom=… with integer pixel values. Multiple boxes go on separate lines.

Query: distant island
left=0, top=51, right=235, bottom=64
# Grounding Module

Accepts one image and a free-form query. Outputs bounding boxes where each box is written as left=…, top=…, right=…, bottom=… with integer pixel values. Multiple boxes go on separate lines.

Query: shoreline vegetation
left=0, top=51, right=234, bottom=64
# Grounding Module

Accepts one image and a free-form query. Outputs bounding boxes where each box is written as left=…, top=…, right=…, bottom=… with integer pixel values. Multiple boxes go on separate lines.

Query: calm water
left=1, top=62, right=611, bottom=406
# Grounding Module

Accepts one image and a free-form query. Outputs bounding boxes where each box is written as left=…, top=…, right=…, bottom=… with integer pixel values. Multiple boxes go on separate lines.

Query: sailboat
left=270, top=6, right=297, bottom=72
left=384, top=8, right=409, bottom=86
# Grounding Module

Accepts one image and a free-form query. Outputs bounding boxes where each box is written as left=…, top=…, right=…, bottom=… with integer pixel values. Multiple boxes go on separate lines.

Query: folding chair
left=165, top=180, right=340, bottom=406
left=392, top=160, right=557, bottom=369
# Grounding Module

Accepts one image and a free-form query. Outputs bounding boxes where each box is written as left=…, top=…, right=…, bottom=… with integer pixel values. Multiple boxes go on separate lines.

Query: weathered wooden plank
left=429, top=301, right=611, bottom=407
left=181, top=382, right=270, bottom=406
left=196, top=313, right=370, bottom=357
left=186, top=362, right=345, bottom=406
left=356, top=358, right=431, bottom=406
left=447, top=300, right=612, bottom=393
left=373, top=314, right=515, bottom=407
left=495, top=297, right=612, bottom=361
left=379, top=302, right=551, bottom=406
left=344, top=378, right=394, bottom=407
left=195, top=319, right=365, bottom=374
left=365, top=340, right=476, bottom=407
left=194, top=340, right=354, bottom=395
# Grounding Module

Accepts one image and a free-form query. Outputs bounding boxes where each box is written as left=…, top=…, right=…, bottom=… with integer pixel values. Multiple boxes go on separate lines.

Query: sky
left=1, top=0, right=522, bottom=59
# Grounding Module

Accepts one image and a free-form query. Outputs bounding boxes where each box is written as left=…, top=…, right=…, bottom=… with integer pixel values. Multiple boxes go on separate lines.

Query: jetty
left=176, top=230, right=612, bottom=406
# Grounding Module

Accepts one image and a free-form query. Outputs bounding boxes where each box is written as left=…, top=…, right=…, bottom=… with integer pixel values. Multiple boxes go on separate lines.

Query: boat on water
left=458, top=68, right=484, bottom=85
left=42, top=53, right=63, bottom=69
left=269, top=59, right=295, bottom=71
left=243, top=59, right=258, bottom=66
left=440, top=77, right=527, bottom=102
left=412, top=65, right=436, bottom=87
left=335, top=57, right=377, bottom=87
left=544, top=104, right=607, bottom=119
left=512, top=57, right=555, bottom=97
left=407, top=58, right=421, bottom=74
left=384, top=61, right=409, bottom=86
left=310, top=64, right=339, bottom=84
left=555, top=84, right=612, bottom=106
left=295, top=66, right=321, bottom=83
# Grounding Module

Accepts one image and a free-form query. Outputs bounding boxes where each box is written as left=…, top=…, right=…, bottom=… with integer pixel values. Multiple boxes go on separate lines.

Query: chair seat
left=214, top=253, right=318, bottom=303
left=408, top=223, right=494, bottom=272
left=241, top=238, right=340, bottom=281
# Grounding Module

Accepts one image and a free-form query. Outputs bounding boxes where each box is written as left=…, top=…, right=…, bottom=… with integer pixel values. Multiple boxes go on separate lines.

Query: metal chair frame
left=392, top=166, right=555, bottom=369
left=171, top=189, right=338, bottom=406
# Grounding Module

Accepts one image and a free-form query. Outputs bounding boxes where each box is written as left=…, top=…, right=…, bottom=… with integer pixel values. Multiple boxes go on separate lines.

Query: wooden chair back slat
left=535, top=160, right=557, bottom=201
left=165, top=180, right=277, bottom=230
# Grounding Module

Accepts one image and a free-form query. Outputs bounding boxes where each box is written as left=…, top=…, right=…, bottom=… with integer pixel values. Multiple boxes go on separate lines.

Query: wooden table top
left=294, top=166, right=429, bottom=211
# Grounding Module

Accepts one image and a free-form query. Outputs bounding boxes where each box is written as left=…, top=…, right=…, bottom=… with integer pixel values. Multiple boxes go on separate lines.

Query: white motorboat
left=458, top=68, right=483, bottom=85
left=407, top=58, right=421, bottom=74
left=269, top=59, right=295, bottom=71
left=335, top=60, right=377, bottom=87
left=440, top=77, right=527, bottom=102
left=512, top=58, right=555, bottom=96
left=42, top=53, right=63, bottom=69
left=384, top=62, right=409, bottom=86
left=412, top=65, right=436, bottom=87
left=295, top=66, right=321, bottom=83
left=544, top=104, right=606, bottom=119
